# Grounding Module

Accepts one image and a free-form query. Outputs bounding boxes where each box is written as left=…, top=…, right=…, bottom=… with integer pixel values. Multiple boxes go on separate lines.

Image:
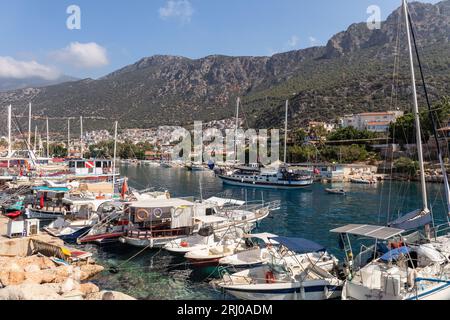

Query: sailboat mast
left=46, top=117, right=49, bottom=158
left=112, top=121, right=118, bottom=193
left=67, top=119, right=70, bottom=155
left=7, top=105, right=11, bottom=168
left=80, top=116, right=83, bottom=157
left=28, top=103, right=32, bottom=147
left=284, top=100, right=288, bottom=164
left=33, top=125, right=37, bottom=153
left=403, top=0, right=429, bottom=213
left=234, top=97, right=240, bottom=163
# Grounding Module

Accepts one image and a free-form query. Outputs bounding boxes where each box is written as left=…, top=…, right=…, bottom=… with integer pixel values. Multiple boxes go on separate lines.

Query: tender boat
left=325, top=188, right=346, bottom=195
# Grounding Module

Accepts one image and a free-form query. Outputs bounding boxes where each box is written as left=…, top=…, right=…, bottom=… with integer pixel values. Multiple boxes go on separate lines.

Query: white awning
left=244, top=233, right=279, bottom=243
left=330, top=224, right=404, bottom=240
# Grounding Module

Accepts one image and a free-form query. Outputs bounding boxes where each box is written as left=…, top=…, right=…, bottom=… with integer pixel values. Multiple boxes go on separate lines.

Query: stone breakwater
left=0, top=216, right=135, bottom=300
left=0, top=254, right=134, bottom=300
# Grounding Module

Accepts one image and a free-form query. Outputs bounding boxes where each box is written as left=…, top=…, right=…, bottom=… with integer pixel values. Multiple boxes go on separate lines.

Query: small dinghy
left=325, top=188, right=346, bottom=195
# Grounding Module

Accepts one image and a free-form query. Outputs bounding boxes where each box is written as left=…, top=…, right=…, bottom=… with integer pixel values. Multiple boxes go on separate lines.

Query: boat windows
left=96, top=161, right=102, bottom=168
left=76, top=161, right=84, bottom=168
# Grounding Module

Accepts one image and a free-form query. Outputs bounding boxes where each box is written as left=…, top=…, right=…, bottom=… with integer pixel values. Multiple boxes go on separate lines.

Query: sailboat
left=216, top=100, right=314, bottom=189
left=335, top=0, right=450, bottom=300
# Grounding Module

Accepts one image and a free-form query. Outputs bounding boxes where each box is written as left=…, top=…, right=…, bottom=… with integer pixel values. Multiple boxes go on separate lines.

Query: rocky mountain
left=0, top=0, right=449, bottom=132
left=0, top=75, right=78, bottom=93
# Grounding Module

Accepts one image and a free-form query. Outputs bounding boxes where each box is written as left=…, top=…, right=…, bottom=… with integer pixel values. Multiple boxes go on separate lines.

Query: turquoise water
left=85, top=165, right=449, bottom=300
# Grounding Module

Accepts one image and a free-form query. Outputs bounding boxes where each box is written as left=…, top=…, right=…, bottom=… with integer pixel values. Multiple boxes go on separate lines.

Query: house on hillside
left=339, top=111, right=404, bottom=133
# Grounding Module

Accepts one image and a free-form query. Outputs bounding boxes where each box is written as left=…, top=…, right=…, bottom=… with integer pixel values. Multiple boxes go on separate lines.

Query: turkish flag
left=39, top=195, right=45, bottom=208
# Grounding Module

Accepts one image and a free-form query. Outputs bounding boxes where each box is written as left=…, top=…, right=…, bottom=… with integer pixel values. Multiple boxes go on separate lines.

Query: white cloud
left=309, top=36, right=320, bottom=46
left=287, top=35, right=300, bottom=48
left=52, top=42, right=109, bottom=68
left=0, top=56, right=60, bottom=80
left=159, top=0, right=194, bottom=23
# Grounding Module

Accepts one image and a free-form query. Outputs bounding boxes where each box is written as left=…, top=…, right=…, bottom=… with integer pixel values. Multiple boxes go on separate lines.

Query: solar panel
left=330, top=224, right=404, bottom=240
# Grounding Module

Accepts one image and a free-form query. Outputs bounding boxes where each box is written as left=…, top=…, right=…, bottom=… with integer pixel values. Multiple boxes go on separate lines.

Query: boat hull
left=218, top=175, right=313, bottom=189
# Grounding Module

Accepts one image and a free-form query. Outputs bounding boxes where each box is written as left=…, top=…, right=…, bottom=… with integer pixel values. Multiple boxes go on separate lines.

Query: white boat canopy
left=204, top=197, right=245, bottom=206
left=243, top=232, right=279, bottom=243
left=330, top=224, right=405, bottom=240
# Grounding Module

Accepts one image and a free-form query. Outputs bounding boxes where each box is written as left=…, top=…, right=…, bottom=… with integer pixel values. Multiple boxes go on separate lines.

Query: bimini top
left=244, top=233, right=279, bottom=244
left=330, top=224, right=404, bottom=240
left=380, top=246, right=410, bottom=262
left=269, top=236, right=325, bottom=253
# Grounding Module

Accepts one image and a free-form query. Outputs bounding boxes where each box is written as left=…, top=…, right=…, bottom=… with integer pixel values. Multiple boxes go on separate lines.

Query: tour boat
left=216, top=162, right=314, bottom=189
left=214, top=236, right=343, bottom=300
left=349, top=177, right=376, bottom=185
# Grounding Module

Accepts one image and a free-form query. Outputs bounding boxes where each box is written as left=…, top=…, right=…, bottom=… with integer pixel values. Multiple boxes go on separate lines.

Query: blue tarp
left=269, top=237, right=326, bottom=253
left=388, top=209, right=432, bottom=230
left=380, top=246, right=410, bottom=262
left=32, top=186, right=69, bottom=192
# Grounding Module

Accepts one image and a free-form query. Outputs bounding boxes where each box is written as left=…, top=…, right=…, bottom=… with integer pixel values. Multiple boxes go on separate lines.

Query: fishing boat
left=119, top=197, right=277, bottom=249
left=164, top=232, right=216, bottom=254
left=325, top=188, right=346, bottom=195
left=185, top=162, right=205, bottom=171
left=213, top=236, right=343, bottom=300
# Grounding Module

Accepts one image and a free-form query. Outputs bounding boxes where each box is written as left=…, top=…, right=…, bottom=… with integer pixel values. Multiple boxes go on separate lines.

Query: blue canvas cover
left=380, top=246, right=410, bottom=262
left=388, top=209, right=432, bottom=230
left=32, top=186, right=69, bottom=193
left=270, top=237, right=325, bottom=253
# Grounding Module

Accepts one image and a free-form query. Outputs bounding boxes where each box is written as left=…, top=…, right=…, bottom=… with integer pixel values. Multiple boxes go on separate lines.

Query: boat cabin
left=68, top=159, right=113, bottom=175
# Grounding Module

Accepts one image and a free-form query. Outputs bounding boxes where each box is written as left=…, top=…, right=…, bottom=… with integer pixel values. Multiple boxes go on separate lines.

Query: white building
left=339, top=111, right=404, bottom=132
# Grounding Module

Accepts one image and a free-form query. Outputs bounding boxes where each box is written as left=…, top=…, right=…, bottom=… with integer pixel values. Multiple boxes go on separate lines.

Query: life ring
left=136, top=208, right=150, bottom=222
left=265, top=271, right=275, bottom=284
left=153, top=208, right=163, bottom=219
left=173, top=207, right=184, bottom=218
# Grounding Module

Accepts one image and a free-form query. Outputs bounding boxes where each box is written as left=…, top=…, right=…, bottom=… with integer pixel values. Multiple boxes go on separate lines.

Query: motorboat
left=325, top=188, right=346, bottom=195
left=213, top=236, right=343, bottom=300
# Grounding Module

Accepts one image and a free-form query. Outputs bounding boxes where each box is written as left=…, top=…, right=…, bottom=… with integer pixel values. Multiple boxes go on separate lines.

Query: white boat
left=217, top=162, right=314, bottom=189
left=164, top=233, right=217, bottom=254
left=349, top=177, right=376, bottom=185
left=331, top=224, right=450, bottom=300
left=325, top=188, right=346, bottom=195
left=185, top=236, right=249, bottom=267
left=214, top=236, right=343, bottom=300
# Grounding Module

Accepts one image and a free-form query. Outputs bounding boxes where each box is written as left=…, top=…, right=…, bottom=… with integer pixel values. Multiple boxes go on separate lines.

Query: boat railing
left=217, top=200, right=281, bottom=214
left=431, top=223, right=450, bottom=240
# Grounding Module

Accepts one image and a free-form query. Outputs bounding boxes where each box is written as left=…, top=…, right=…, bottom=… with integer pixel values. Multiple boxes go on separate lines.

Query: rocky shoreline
left=0, top=254, right=134, bottom=300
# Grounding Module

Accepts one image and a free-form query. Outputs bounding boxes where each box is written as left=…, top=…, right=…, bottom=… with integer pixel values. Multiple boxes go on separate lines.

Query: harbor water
left=84, top=165, right=449, bottom=300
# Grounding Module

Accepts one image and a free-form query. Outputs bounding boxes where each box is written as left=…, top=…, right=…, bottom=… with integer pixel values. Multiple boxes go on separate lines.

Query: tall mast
left=234, top=97, right=240, bottom=164
left=403, top=0, right=429, bottom=213
left=80, top=116, right=84, bottom=156
left=284, top=100, right=289, bottom=164
left=33, top=125, right=37, bottom=153
left=112, top=121, right=118, bottom=193
left=7, top=105, right=11, bottom=168
left=67, top=119, right=70, bottom=155
left=46, top=117, right=50, bottom=158
left=28, top=103, right=32, bottom=147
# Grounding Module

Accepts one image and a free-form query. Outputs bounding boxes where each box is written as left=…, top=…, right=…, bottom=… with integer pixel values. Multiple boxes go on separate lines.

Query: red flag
left=40, top=194, right=45, bottom=208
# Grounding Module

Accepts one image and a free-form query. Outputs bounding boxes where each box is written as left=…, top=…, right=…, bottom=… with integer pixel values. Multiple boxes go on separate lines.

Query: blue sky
left=0, top=0, right=442, bottom=79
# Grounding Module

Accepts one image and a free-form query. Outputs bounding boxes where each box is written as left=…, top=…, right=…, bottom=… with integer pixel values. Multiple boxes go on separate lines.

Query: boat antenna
left=46, top=117, right=50, bottom=158
left=403, top=0, right=429, bottom=217
left=407, top=9, right=450, bottom=225
left=28, top=102, right=32, bottom=147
